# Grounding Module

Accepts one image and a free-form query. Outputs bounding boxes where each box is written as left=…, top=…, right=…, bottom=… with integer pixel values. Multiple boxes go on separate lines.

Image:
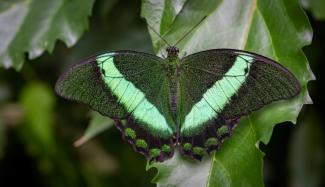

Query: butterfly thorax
left=166, top=46, right=180, bottom=62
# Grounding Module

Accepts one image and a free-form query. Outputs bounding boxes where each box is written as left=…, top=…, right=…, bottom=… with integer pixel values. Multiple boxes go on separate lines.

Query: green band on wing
left=181, top=55, right=253, bottom=134
left=97, top=53, right=173, bottom=136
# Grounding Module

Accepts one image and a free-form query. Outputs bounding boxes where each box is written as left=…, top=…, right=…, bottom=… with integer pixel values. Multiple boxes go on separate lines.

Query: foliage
left=0, top=0, right=94, bottom=70
left=19, top=83, right=56, bottom=152
left=74, top=111, right=113, bottom=147
left=18, top=82, right=82, bottom=186
left=301, top=0, right=325, bottom=20
left=142, top=0, right=313, bottom=186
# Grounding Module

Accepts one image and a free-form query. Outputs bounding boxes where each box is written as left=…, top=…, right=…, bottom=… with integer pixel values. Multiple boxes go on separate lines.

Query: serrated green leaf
left=142, top=0, right=314, bottom=186
left=0, top=0, right=94, bottom=70
left=74, top=111, right=114, bottom=147
left=148, top=152, right=211, bottom=187
left=301, top=0, right=325, bottom=20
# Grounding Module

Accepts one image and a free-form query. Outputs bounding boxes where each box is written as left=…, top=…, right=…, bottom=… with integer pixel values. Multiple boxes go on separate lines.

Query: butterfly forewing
left=55, top=55, right=127, bottom=118
left=178, top=49, right=300, bottom=160
left=55, top=51, right=176, bottom=161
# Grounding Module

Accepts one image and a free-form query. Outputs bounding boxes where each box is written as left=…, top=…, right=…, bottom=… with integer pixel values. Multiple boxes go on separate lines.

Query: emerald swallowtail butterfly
left=55, top=17, right=300, bottom=162
left=55, top=46, right=300, bottom=162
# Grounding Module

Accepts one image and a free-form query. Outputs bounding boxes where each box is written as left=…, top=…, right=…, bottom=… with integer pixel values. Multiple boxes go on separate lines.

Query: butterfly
left=55, top=45, right=300, bottom=162
left=55, top=17, right=300, bottom=162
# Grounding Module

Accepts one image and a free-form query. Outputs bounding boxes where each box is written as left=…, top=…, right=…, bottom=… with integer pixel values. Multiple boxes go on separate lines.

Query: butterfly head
left=166, top=46, right=179, bottom=59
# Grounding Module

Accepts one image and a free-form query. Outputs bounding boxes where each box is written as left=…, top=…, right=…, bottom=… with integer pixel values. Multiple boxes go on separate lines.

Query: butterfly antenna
left=173, top=16, right=207, bottom=47
left=146, top=23, right=172, bottom=47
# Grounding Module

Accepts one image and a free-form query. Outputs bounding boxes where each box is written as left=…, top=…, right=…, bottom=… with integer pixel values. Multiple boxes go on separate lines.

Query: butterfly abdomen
left=163, top=57, right=180, bottom=120
left=169, top=75, right=178, bottom=118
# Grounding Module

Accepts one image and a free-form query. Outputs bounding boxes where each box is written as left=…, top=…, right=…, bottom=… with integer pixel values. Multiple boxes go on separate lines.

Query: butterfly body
left=56, top=48, right=300, bottom=162
left=163, top=47, right=182, bottom=121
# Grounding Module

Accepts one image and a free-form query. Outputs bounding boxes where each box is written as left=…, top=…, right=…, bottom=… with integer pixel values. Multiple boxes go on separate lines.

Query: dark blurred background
left=0, top=0, right=324, bottom=186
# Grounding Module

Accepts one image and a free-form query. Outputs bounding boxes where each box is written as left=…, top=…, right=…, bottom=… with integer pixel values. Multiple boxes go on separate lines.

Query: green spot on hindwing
left=150, top=148, right=161, bottom=158
left=205, top=137, right=219, bottom=147
left=124, top=128, right=136, bottom=139
left=192, top=147, right=205, bottom=156
left=135, top=139, right=148, bottom=149
left=217, top=125, right=229, bottom=136
left=183, top=143, right=192, bottom=151
left=161, top=144, right=171, bottom=153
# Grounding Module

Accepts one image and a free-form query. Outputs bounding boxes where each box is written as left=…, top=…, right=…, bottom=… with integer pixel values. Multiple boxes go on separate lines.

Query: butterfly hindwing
left=179, top=117, right=240, bottom=160
left=178, top=49, right=300, bottom=159
left=114, top=117, right=175, bottom=161
left=55, top=51, right=176, bottom=161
